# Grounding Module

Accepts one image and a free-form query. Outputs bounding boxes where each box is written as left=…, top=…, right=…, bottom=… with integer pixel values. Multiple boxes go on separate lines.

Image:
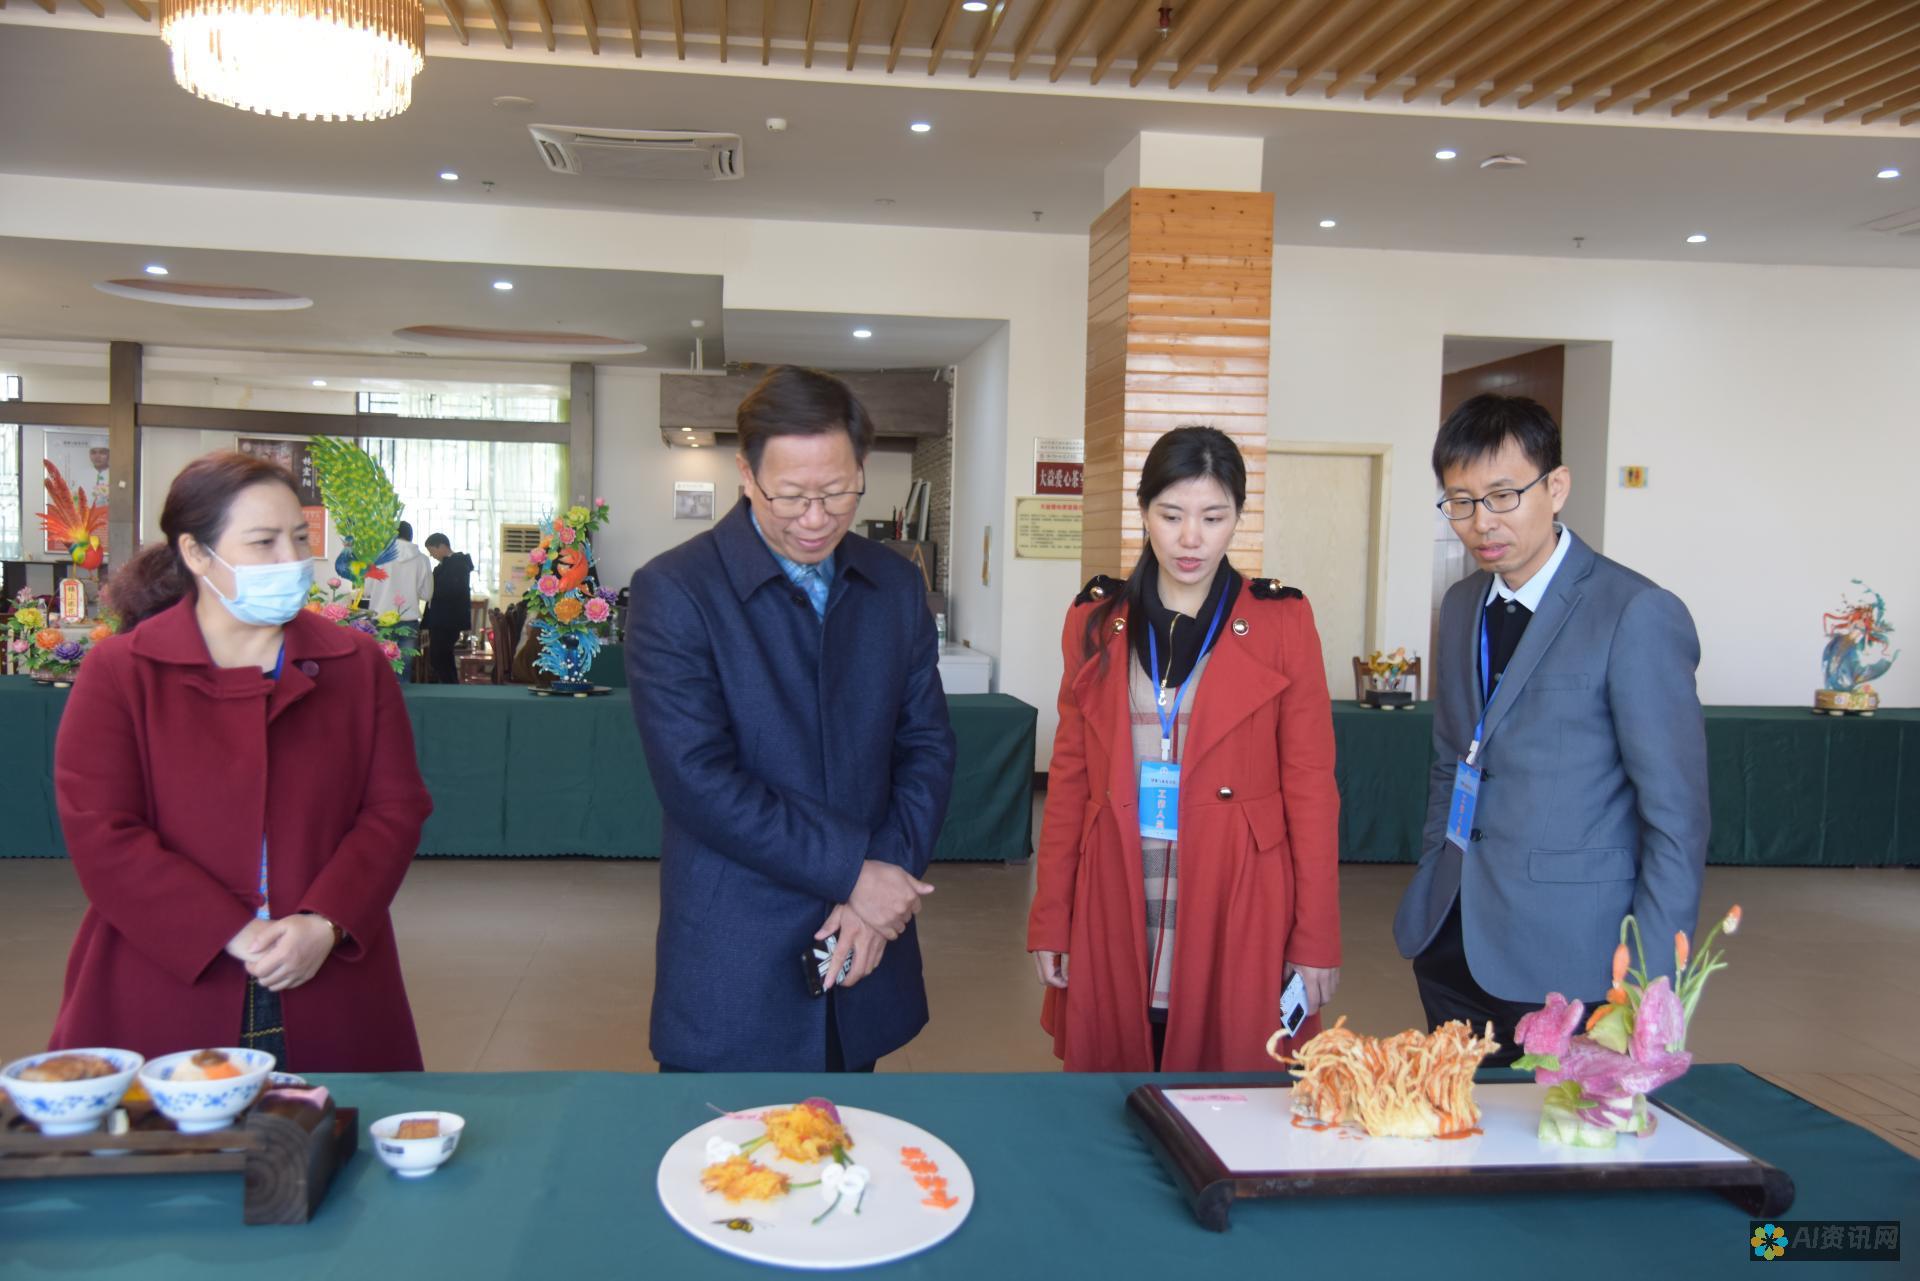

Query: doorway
left=1264, top=443, right=1390, bottom=701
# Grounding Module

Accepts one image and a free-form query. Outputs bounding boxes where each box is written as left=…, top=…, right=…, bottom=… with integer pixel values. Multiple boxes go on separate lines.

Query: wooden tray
left=1127, top=1080, right=1795, bottom=1231
left=0, top=1088, right=357, bottom=1225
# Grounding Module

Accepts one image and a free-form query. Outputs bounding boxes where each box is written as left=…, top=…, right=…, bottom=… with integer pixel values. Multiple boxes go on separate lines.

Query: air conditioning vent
left=499, top=522, right=544, bottom=595
left=528, top=125, right=744, bottom=181
left=1865, top=207, right=1920, bottom=236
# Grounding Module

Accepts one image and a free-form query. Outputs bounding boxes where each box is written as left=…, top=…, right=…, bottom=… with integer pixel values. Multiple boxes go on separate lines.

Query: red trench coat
left=1027, top=586, right=1342, bottom=1072
left=49, top=597, right=431, bottom=1071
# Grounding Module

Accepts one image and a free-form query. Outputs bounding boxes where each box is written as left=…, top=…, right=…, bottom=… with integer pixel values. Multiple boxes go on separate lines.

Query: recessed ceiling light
left=1318, top=219, right=1337, bottom=229
left=439, top=171, right=459, bottom=182
left=1434, top=148, right=1457, bottom=160
left=689, top=442, right=700, bottom=448
left=962, top=1, right=988, bottom=9
left=853, top=328, right=873, bottom=339
left=492, top=280, right=514, bottom=291
left=909, top=122, right=932, bottom=134
left=1686, top=233, right=1707, bottom=244
left=690, top=318, right=706, bottom=329
left=1877, top=167, right=1901, bottom=179
left=144, top=264, right=169, bottom=276
left=311, top=379, right=328, bottom=387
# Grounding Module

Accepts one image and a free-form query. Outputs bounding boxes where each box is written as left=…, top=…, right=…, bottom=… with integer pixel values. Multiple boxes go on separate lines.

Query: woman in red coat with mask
left=49, top=451, right=430, bottom=1071
left=1027, top=427, right=1342, bottom=1073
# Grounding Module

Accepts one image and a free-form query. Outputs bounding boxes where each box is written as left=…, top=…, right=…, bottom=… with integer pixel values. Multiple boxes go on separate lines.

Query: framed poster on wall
left=237, top=437, right=322, bottom=506
left=40, top=429, right=109, bottom=557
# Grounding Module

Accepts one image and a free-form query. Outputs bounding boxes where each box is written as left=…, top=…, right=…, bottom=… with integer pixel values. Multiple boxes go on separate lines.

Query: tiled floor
left=3, top=854, right=1916, bottom=1157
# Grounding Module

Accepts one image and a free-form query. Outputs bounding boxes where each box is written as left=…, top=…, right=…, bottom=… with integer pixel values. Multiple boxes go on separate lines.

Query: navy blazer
left=626, top=498, right=956, bottom=1070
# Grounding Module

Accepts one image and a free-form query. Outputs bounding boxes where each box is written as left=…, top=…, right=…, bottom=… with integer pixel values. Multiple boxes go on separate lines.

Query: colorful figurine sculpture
left=1815, top=582, right=1897, bottom=715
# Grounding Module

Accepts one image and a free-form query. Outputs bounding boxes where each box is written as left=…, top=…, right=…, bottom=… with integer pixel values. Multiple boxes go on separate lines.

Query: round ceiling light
left=159, top=0, right=424, bottom=122
left=1686, top=233, right=1707, bottom=244
left=853, top=328, right=873, bottom=339
left=95, top=279, right=314, bottom=310
left=1318, top=219, right=1337, bottom=228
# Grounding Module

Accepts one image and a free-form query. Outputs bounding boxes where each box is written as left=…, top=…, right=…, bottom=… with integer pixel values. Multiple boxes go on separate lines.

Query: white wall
left=1269, top=246, right=1920, bottom=708
left=948, top=324, right=1010, bottom=679
left=4, top=172, right=1912, bottom=766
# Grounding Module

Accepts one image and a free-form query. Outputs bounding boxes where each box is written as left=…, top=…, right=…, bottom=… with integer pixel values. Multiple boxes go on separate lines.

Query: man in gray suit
left=1393, top=393, right=1708, bottom=1065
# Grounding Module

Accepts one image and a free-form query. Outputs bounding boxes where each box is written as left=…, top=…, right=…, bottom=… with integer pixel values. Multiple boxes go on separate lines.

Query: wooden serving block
left=0, top=1089, right=357, bottom=1225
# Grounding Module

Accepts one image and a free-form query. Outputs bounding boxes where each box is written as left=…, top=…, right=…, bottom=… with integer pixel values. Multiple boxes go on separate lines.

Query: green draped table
left=1330, top=703, right=1920, bottom=867
left=7, top=677, right=1915, bottom=865
left=1, top=1065, right=1913, bottom=1278
left=0, top=680, right=1037, bottom=864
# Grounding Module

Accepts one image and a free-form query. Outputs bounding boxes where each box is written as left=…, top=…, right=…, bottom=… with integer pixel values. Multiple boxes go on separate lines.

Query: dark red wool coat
left=49, top=597, right=430, bottom=1071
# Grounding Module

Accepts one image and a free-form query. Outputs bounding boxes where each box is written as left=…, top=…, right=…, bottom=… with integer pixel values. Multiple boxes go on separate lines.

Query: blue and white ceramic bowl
left=370, top=1111, right=466, bottom=1178
left=1, top=1048, right=144, bottom=1136
left=138, top=1048, right=275, bottom=1134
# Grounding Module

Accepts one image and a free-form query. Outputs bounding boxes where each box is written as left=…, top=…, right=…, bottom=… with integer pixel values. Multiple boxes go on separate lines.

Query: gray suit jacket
left=1392, top=531, right=1709, bottom=1003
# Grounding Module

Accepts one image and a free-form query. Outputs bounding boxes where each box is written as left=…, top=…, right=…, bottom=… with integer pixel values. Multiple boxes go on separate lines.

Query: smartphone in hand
left=803, top=934, right=856, bottom=998
left=1279, top=970, right=1310, bottom=1038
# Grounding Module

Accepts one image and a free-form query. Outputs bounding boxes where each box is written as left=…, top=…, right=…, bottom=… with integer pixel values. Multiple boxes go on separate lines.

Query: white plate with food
left=656, top=1098, right=973, bottom=1270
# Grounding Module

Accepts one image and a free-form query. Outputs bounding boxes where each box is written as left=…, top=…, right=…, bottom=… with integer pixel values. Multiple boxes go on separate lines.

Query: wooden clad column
left=1082, top=188, right=1273, bottom=583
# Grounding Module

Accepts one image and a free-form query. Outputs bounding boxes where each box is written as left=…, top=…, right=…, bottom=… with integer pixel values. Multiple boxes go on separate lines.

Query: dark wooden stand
left=0, top=1091, right=356, bottom=1225
left=1126, top=1081, right=1794, bottom=1232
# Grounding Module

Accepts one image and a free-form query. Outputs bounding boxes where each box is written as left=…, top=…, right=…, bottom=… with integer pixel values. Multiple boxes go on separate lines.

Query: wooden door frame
left=1264, top=440, right=1393, bottom=652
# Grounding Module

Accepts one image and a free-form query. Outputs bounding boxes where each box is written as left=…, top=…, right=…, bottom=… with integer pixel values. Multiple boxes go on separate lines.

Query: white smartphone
left=1279, top=970, right=1310, bottom=1039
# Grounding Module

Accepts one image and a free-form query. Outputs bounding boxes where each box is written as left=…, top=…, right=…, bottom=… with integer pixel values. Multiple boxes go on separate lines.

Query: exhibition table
left=0, top=1065, right=1912, bottom=1278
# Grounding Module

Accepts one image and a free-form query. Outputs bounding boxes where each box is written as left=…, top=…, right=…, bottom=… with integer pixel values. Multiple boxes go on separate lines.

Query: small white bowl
left=1, top=1048, right=144, bottom=1136
left=138, top=1048, right=275, bottom=1134
left=369, top=1111, right=466, bottom=1178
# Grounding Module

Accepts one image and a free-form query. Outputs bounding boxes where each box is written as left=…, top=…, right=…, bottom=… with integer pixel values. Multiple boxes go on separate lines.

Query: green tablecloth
left=0, top=680, right=1037, bottom=863
left=1329, top=703, right=1920, bottom=867
left=1, top=1065, right=1912, bottom=1278
left=9, top=675, right=1914, bottom=866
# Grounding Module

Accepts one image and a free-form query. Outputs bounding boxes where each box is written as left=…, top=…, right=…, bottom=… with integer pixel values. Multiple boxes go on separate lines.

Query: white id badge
left=1445, top=758, right=1481, bottom=852
left=1138, top=761, right=1180, bottom=842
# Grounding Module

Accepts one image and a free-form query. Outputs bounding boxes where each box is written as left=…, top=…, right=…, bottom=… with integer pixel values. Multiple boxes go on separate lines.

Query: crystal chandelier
left=159, top=0, right=426, bottom=122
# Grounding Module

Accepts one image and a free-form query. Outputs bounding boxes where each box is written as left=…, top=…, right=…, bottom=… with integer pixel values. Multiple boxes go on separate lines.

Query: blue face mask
left=204, top=550, right=314, bottom=627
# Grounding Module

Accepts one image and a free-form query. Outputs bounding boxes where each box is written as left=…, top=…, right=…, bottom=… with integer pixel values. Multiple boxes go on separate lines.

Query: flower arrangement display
left=520, top=499, right=613, bottom=688
left=5, top=587, right=117, bottom=682
left=1513, top=905, right=1743, bottom=1148
left=307, top=436, right=403, bottom=608
left=1365, top=647, right=1411, bottom=689
left=39, top=459, right=107, bottom=569
left=306, top=576, right=416, bottom=677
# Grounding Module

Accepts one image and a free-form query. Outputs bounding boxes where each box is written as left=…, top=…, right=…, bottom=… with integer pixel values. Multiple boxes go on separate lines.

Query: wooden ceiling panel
left=44, top=0, right=1891, bottom=127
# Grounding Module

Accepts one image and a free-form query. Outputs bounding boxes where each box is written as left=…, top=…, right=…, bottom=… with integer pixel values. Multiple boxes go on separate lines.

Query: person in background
left=1028, top=426, right=1342, bottom=1073
left=627, top=365, right=956, bottom=1072
left=422, top=532, right=473, bottom=685
left=363, top=520, right=432, bottom=682
left=1393, top=393, right=1708, bottom=1065
left=50, top=451, right=429, bottom=1071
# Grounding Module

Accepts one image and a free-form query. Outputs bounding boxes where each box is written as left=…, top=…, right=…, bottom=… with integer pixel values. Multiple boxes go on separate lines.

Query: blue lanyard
left=1145, top=590, right=1230, bottom=762
left=258, top=642, right=285, bottom=920
left=1470, top=609, right=1500, bottom=767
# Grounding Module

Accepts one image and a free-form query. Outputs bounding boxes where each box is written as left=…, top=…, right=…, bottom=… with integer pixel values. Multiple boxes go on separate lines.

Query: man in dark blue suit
left=627, top=366, right=956, bottom=1072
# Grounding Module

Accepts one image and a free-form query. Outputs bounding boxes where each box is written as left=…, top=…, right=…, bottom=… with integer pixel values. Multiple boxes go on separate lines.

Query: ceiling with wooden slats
left=31, top=0, right=1920, bottom=128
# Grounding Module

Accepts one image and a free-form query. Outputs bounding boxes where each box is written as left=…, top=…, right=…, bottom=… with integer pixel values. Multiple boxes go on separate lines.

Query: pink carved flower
left=584, top=596, right=611, bottom=623
left=327, top=576, right=342, bottom=589
left=529, top=547, right=548, bottom=566
left=1516, top=992, right=1584, bottom=1059
left=321, top=603, right=350, bottom=622
left=8, top=638, right=27, bottom=655
left=559, top=527, right=577, bottom=546
left=380, top=641, right=401, bottom=660
left=537, top=574, right=561, bottom=597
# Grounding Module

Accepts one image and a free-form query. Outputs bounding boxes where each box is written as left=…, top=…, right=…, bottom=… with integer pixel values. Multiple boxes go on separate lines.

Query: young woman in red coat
left=1027, top=427, right=1342, bottom=1073
left=49, top=451, right=430, bottom=1071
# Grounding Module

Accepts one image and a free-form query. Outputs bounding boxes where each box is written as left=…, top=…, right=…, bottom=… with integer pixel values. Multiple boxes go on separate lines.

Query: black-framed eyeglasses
left=753, top=471, right=866, bottom=519
left=1436, top=471, right=1551, bottom=522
